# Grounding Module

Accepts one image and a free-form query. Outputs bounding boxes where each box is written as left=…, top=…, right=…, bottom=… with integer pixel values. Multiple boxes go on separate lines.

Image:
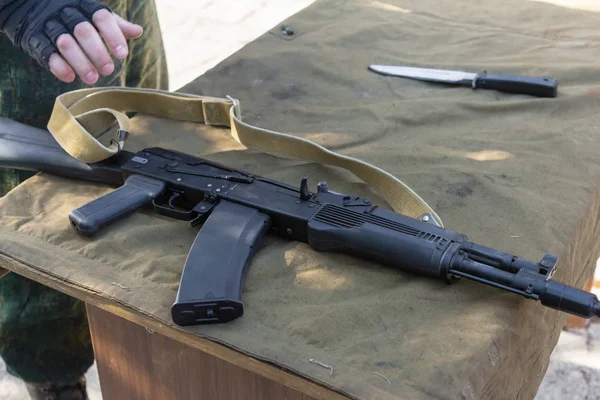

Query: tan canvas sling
left=46, top=87, right=443, bottom=227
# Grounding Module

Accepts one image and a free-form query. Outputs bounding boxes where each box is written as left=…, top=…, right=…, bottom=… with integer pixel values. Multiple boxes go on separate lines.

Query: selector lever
left=300, top=175, right=311, bottom=200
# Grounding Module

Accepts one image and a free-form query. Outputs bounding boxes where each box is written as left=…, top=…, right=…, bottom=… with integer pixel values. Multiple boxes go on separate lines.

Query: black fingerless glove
left=0, top=0, right=110, bottom=67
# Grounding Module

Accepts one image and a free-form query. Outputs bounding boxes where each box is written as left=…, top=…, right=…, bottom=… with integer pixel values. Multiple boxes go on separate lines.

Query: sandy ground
left=535, top=323, right=600, bottom=400
left=1, top=0, right=599, bottom=399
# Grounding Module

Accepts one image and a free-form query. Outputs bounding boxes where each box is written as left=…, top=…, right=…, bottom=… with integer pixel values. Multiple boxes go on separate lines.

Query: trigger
left=165, top=191, right=194, bottom=212
left=168, top=192, right=181, bottom=210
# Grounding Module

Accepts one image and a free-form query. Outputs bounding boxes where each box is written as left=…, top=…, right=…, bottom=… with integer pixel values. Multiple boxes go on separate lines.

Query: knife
left=368, top=65, right=558, bottom=98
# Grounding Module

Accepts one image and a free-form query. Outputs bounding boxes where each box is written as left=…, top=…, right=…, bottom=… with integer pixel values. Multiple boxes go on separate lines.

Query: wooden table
left=86, top=306, right=344, bottom=400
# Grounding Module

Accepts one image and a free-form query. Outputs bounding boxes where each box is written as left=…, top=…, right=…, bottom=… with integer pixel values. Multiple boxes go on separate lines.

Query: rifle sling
left=46, top=87, right=443, bottom=226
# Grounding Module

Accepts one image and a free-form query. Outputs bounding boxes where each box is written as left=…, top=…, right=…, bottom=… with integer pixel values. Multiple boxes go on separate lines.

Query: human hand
left=49, top=9, right=143, bottom=84
left=0, top=0, right=144, bottom=84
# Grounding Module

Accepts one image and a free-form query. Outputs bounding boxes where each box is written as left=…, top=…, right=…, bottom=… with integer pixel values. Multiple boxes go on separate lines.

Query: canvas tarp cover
left=1, top=0, right=600, bottom=399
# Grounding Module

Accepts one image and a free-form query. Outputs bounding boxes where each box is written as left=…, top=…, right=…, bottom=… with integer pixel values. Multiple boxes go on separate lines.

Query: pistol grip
left=171, top=200, right=271, bottom=326
left=69, top=175, right=166, bottom=237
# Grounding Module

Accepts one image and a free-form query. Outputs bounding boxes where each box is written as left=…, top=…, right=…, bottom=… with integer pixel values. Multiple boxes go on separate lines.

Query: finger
left=92, top=9, right=128, bottom=59
left=48, top=53, right=76, bottom=83
left=73, top=21, right=114, bottom=76
left=56, top=34, right=98, bottom=84
left=114, top=13, right=143, bottom=39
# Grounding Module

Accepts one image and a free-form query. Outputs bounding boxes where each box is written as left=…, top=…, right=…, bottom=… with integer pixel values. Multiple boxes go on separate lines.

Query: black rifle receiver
left=1, top=117, right=599, bottom=326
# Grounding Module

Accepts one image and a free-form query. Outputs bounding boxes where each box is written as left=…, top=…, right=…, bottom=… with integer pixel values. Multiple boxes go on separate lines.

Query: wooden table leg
left=85, top=305, right=318, bottom=400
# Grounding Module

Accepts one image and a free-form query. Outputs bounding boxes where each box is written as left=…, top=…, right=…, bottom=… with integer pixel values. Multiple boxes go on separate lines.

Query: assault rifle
left=1, top=116, right=598, bottom=326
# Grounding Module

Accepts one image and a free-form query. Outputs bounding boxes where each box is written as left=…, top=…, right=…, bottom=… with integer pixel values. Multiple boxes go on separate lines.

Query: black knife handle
left=473, top=73, right=558, bottom=98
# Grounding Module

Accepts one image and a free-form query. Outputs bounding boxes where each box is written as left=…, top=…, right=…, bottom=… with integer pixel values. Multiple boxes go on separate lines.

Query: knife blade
left=368, top=65, right=558, bottom=98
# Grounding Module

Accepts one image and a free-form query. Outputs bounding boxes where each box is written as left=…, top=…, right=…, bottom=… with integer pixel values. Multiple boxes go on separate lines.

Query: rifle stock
left=0, top=117, right=127, bottom=186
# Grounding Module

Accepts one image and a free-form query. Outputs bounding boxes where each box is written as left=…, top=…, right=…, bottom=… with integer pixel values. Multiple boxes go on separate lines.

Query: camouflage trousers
left=0, top=0, right=168, bottom=384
